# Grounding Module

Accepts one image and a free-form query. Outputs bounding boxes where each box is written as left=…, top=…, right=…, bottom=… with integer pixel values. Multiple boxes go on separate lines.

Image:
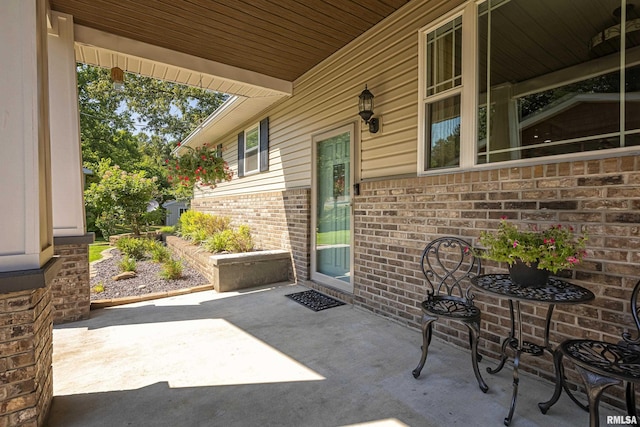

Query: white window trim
left=243, top=122, right=260, bottom=176
left=417, top=0, right=640, bottom=175
left=418, top=2, right=475, bottom=175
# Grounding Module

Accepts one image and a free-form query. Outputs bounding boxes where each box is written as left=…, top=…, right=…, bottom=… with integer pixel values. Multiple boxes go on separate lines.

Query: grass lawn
left=316, top=230, right=350, bottom=245
left=89, top=241, right=111, bottom=262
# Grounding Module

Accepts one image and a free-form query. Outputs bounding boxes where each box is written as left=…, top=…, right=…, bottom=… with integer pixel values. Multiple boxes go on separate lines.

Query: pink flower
left=500, top=215, right=508, bottom=220
left=567, top=256, right=579, bottom=264
left=513, top=240, right=519, bottom=248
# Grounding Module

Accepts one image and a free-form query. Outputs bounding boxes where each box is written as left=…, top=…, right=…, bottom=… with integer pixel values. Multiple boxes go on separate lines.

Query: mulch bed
left=90, top=249, right=210, bottom=301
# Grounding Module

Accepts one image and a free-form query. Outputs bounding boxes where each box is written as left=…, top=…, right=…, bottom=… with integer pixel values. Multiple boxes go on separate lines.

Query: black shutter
left=237, top=131, right=245, bottom=178
left=259, top=117, right=269, bottom=172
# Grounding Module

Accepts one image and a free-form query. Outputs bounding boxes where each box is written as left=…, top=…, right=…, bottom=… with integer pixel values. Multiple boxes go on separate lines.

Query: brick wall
left=192, top=189, right=310, bottom=282
left=50, top=243, right=90, bottom=324
left=0, top=287, right=53, bottom=427
left=353, top=155, right=640, bottom=405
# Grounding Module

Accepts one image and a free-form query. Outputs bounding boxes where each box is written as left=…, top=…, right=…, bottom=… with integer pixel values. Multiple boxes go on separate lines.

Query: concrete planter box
left=165, top=236, right=290, bottom=292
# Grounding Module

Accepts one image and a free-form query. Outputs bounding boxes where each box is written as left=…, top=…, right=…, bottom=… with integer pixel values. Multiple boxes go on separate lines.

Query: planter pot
left=508, top=260, right=550, bottom=288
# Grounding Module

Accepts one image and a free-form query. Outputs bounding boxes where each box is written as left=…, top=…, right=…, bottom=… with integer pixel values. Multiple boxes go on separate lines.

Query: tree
left=77, top=64, right=227, bottom=232
left=78, top=63, right=226, bottom=175
left=85, top=160, right=161, bottom=238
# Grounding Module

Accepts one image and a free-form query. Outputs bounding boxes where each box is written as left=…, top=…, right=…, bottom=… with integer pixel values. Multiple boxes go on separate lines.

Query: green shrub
left=118, top=256, right=137, bottom=272
left=232, top=225, right=253, bottom=252
left=178, top=211, right=230, bottom=243
left=160, top=259, right=183, bottom=280
left=203, top=230, right=233, bottom=253
left=116, top=237, right=152, bottom=260
left=150, top=243, right=171, bottom=263
left=203, top=225, right=253, bottom=253
left=92, top=283, right=105, bottom=293
left=84, top=160, right=161, bottom=238
left=159, top=225, right=175, bottom=234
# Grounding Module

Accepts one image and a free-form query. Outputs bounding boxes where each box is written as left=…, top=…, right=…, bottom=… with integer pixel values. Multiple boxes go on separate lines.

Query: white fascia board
left=174, top=92, right=287, bottom=156
left=173, top=95, right=243, bottom=155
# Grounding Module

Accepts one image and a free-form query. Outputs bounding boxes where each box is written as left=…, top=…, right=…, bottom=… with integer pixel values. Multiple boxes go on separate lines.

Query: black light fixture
left=358, top=85, right=379, bottom=133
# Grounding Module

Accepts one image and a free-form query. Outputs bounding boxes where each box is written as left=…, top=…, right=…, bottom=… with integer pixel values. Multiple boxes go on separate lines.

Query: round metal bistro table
left=471, top=274, right=595, bottom=426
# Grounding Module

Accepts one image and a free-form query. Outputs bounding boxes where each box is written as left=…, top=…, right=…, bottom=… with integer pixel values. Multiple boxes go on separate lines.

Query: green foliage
left=92, top=283, right=105, bottom=293
left=118, top=257, right=137, bottom=272
left=116, top=237, right=152, bottom=260
left=167, top=143, right=233, bottom=189
left=177, top=211, right=231, bottom=243
left=203, top=225, right=254, bottom=253
left=84, top=160, right=161, bottom=238
left=77, top=64, right=227, bottom=233
left=160, top=259, right=183, bottom=280
left=89, top=242, right=111, bottom=263
left=159, top=226, right=175, bottom=234
left=477, top=219, right=587, bottom=274
left=150, top=244, right=171, bottom=263
left=176, top=210, right=253, bottom=253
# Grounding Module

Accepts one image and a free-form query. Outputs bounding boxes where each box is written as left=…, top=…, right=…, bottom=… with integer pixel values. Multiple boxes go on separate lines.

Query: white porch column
left=0, top=3, right=59, bottom=426
left=0, top=0, right=54, bottom=273
left=48, top=11, right=87, bottom=237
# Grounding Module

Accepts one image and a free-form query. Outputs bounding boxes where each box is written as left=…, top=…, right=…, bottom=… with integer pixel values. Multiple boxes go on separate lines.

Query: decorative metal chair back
left=622, top=279, right=640, bottom=348
left=420, top=236, right=481, bottom=302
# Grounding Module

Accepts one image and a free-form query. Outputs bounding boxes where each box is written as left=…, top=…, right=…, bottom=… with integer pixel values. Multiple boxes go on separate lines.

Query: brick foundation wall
left=192, top=189, right=310, bottom=282
left=353, top=155, right=640, bottom=407
left=51, top=243, right=90, bottom=324
left=0, top=287, right=53, bottom=427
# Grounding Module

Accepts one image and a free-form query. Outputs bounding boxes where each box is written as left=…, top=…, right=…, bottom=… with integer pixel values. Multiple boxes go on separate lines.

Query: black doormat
left=285, top=290, right=345, bottom=312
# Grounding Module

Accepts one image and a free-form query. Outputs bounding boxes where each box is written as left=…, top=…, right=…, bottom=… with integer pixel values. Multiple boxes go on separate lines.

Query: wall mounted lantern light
left=358, top=85, right=379, bottom=133
left=110, top=66, right=125, bottom=91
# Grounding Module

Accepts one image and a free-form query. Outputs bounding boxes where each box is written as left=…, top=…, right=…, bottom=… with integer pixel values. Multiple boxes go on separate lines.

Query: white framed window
left=418, top=0, right=640, bottom=174
left=243, top=123, right=260, bottom=175
left=237, top=117, right=269, bottom=177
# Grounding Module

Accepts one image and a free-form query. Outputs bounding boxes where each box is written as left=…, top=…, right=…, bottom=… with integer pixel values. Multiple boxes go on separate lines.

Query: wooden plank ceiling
left=49, top=0, right=411, bottom=82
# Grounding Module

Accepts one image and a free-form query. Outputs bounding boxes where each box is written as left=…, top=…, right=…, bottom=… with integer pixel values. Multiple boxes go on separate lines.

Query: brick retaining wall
left=192, top=189, right=310, bottom=282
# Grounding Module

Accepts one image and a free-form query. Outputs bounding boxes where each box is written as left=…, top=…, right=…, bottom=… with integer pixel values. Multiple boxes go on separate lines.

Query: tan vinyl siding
left=195, top=0, right=464, bottom=199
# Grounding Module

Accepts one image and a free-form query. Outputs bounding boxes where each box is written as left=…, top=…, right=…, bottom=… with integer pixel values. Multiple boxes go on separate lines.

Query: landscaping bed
left=166, top=235, right=291, bottom=292
left=90, top=248, right=210, bottom=304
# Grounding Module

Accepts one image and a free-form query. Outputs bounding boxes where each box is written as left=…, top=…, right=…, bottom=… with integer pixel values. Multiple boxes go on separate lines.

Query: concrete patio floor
left=48, top=283, right=617, bottom=427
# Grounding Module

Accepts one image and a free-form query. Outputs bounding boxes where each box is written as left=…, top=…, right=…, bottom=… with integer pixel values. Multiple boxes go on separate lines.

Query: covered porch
left=48, top=283, right=614, bottom=426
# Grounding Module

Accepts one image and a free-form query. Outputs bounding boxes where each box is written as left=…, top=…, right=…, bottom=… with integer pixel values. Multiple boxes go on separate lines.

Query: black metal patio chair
left=411, top=236, right=488, bottom=393
left=540, top=279, right=640, bottom=427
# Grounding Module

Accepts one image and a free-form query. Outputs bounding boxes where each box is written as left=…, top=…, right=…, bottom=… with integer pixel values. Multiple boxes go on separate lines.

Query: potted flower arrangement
left=476, top=218, right=588, bottom=287
left=166, top=142, right=233, bottom=189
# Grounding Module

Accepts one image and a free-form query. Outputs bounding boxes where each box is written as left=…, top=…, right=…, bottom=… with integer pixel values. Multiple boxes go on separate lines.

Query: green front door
left=312, top=125, right=353, bottom=292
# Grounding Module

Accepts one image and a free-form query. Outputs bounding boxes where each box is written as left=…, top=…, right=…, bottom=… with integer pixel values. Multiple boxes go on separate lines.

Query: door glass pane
left=316, top=132, right=350, bottom=283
